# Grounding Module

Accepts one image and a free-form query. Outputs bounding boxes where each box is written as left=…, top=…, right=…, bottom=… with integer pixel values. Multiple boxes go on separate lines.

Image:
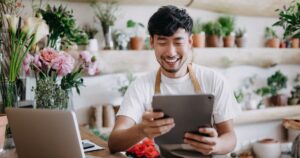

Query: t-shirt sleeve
left=212, top=74, right=241, bottom=124
left=116, top=79, right=146, bottom=124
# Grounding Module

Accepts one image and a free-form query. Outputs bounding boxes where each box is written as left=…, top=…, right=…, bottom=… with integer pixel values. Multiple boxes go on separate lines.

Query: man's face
left=150, top=28, right=192, bottom=74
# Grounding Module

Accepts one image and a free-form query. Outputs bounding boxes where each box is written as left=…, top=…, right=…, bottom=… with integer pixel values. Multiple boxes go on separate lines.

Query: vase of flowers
left=92, top=0, right=118, bottom=50
left=23, top=49, right=99, bottom=110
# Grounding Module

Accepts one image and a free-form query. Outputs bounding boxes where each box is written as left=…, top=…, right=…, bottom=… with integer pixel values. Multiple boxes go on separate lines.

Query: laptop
left=6, top=108, right=102, bottom=158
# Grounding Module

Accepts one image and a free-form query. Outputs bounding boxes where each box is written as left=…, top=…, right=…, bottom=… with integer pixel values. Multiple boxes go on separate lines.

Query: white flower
left=33, top=20, right=49, bottom=44
left=5, top=14, right=18, bottom=34
left=21, top=17, right=42, bottom=38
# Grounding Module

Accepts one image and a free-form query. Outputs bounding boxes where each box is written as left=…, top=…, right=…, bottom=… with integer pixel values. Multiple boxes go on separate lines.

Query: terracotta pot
left=269, top=94, right=287, bottom=106
left=266, top=38, right=280, bottom=48
left=130, top=37, right=144, bottom=50
left=206, top=35, right=221, bottom=47
left=291, top=38, right=299, bottom=48
left=192, top=33, right=205, bottom=48
left=223, top=36, right=235, bottom=47
left=235, top=37, right=246, bottom=48
left=280, top=40, right=286, bottom=48
left=0, top=114, right=8, bottom=150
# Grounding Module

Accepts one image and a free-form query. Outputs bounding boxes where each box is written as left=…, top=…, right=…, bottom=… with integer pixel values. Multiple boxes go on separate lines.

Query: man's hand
left=184, top=127, right=220, bottom=155
left=138, top=110, right=175, bottom=139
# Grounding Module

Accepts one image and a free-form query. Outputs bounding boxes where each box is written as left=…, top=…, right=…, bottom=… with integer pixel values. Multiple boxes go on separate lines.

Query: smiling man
left=108, top=5, right=240, bottom=155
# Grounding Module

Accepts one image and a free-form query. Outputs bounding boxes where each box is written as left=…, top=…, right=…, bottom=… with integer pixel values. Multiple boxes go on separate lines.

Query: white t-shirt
left=117, top=64, right=241, bottom=124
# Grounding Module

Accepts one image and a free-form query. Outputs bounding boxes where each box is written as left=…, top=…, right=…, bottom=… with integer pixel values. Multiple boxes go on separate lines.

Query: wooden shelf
left=94, top=48, right=300, bottom=74
left=234, top=105, right=300, bottom=125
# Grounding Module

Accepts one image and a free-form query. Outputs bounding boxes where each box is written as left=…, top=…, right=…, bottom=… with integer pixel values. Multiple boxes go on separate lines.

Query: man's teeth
left=165, top=58, right=177, bottom=63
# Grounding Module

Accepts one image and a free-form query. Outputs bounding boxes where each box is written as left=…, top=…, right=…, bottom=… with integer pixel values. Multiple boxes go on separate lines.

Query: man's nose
left=165, top=43, right=176, bottom=56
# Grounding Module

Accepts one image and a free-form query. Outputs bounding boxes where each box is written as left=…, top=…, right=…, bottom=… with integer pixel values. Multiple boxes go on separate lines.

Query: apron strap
left=154, top=63, right=201, bottom=94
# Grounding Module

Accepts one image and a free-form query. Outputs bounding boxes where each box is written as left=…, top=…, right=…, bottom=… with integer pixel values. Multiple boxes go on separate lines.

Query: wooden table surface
left=0, top=127, right=126, bottom=158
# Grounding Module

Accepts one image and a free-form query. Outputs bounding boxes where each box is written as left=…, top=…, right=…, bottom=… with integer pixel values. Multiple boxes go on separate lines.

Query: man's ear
left=150, top=36, right=154, bottom=48
left=189, top=35, right=193, bottom=48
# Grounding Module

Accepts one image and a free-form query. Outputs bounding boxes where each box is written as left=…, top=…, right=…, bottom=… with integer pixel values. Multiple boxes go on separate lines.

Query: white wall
left=21, top=0, right=283, bottom=48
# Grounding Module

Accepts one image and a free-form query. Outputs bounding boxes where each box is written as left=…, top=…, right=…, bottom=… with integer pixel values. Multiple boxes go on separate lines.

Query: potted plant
left=127, top=19, right=145, bottom=50
left=37, top=4, right=88, bottom=51
left=235, top=28, right=246, bottom=48
left=202, top=21, right=223, bottom=47
left=83, top=24, right=99, bottom=52
left=288, top=85, right=300, bottom=105
left=92, top=0, right=118, bottom=50
left=192, top=18, right=205, bottom=48
left=256, top=71, right=288, bottom=106
left=264, top=27, right=280, bottom=48
left=218, top=16, right=235, bottom=47
left=273, top=1, right=300, bottom=48
left=112, top=29, right=130, bottom=50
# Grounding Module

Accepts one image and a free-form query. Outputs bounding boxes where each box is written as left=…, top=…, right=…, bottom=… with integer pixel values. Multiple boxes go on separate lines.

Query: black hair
left=148, top=5, right=193, bottom=37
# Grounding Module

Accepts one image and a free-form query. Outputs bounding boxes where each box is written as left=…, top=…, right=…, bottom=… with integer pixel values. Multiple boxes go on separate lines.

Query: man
left=108, top=5, right=240, bottom=155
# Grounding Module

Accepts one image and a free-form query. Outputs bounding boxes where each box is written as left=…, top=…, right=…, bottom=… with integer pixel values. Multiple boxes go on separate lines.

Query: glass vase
left=0, top=81, right=19, bottom=111
left=35, top=78, right=73, bottom=110
left=101, top=23, right=114, bottom=50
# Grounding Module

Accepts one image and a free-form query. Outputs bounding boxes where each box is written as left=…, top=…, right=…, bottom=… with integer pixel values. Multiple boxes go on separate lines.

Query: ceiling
left=87, top=0, right=298, bottom=17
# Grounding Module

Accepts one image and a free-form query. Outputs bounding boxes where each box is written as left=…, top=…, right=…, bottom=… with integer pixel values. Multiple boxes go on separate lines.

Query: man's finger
left=199, top=128, right=218, bottom=137
left=148, top=118, right=174, bottom=127
left=142, top=111, right=164, bottom=121
left=184, top=133, right=216, bottom=145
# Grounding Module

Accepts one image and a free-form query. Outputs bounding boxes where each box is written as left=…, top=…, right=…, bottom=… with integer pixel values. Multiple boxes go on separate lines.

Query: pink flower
left=87, top=62, right=98, bottom=75
left=39, top=48, right=59, bottom=66
left=51, top=53, right=74, bottom=76
left=79, top=51, right=91, bottom=63
left=23, top=53, right=33, bottom=75
left=34, top=54, right=42, bottom=68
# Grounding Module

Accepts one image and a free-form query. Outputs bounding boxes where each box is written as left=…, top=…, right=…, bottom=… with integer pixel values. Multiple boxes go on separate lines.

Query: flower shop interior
left=1, top=0, right=300, bottom=158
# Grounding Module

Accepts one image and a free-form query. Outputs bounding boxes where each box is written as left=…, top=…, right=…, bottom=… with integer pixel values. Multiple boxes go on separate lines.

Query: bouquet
left=23, top=48, right=99, bottom=109
left=126, top=138, right=160, bottom=158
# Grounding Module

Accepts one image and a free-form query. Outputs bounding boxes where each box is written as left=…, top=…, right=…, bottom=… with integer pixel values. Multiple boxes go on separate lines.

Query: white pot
left=87, top=39, right=99, bottom=52
left=253, top=140, right=281, bottom=158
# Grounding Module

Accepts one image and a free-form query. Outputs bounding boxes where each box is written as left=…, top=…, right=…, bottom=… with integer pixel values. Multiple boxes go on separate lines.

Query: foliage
left=92, top=0, right=118, bottom=28
left=273, top=1, right=300, bottom=39
left=256, top=71, right=287, bottom=97
left=82, top=24, right=98, bottom=39
left=37, top=4, right=88, bottom=50
left=235, top=28, right=246, bottom=38
left=118, top=73, right=135, bottom=96
left=202, top=21, right=224, bottom=36
left=218, top=16, right=235, bottom=36
left=192, top=18, right=203, bottom=34
left=127, top=19, right=145, bottom=37
left=264, top=27, right=278, bottom=39
left=234, top=90, right=244, bottom=103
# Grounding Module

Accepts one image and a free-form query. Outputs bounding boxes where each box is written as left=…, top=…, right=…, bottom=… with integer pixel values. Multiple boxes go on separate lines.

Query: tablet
left=152, top=94, right=214, bottom=145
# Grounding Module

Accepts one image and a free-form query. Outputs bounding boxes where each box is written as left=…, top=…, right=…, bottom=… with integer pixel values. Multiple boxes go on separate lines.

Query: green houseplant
left=218, top=16, right=235, bottom=47
left=127, top=19, right=145, bottom=50
left=92, top=0, right=118, bottom=50
left=37, top=4, right=88, bottom=50
left=235, top=28, right=246, bottom=48
left=273, top=1, right=300, bottom=48
left=202, top=21, right=223, bottom=47
left=256, top=71, right=288, bottom=106
left=192, top=18, right=205, bottom=48
left=264, top=27, right=280, bottom=48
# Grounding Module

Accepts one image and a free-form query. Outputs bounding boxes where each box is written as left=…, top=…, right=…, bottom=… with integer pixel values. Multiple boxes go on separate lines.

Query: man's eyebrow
left=157, top=36, right=167, bottom=40
left=174, top=37, right=184, bottom=40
